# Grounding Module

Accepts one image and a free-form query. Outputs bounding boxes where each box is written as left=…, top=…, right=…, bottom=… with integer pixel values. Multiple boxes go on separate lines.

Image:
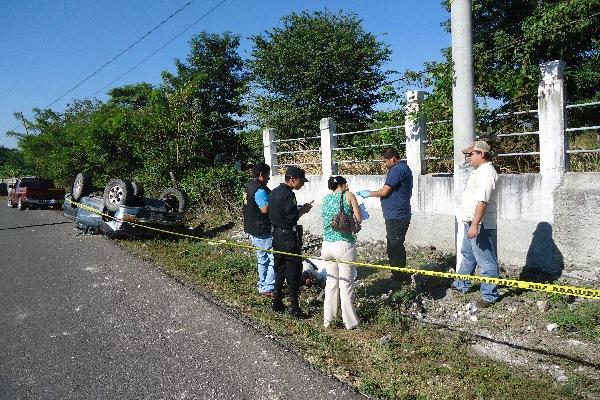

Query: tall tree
left=0, top=146, right=27, bottom=178
left=408, top=0, right=599, bottom=115
left=107, top=83, right=154, bottom=109
left=405, top=0, right=600, bottom=172
left=159, top=31, right=247, bottom=173
left=250, top=10, right=391, bottom=139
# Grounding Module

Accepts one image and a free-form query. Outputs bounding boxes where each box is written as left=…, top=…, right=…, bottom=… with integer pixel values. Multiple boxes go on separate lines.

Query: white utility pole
left=450, top=0, right=476, bottom=267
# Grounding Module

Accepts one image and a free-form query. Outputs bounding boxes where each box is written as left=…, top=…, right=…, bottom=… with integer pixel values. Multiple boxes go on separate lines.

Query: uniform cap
left=285, top=166, right=309, bottom=182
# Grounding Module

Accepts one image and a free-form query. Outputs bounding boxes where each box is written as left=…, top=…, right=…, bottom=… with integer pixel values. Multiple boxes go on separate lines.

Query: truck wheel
left=17, top=199, right=26, bottom=211
left=72, top=172, right=93, bottom=201
left=103, top=179, right=133, bottom=212
left=159, top=188, right=189, bottom=213
left=131, top=181, right=145, bottom=198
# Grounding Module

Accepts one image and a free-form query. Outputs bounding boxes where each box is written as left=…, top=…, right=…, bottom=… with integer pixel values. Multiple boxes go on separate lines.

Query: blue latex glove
left=356, top=190, right=370, bottom=198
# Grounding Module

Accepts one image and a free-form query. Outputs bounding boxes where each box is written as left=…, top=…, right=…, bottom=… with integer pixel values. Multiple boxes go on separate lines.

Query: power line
left=3, top=0, right=229, bottom=147
left=46, top=0, right=197, bottom=108
left=90, top=0, right=228, bottom=97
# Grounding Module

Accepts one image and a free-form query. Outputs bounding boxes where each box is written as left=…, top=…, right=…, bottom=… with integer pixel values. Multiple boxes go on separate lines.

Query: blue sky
left=0, top=0, right=450, bottom=148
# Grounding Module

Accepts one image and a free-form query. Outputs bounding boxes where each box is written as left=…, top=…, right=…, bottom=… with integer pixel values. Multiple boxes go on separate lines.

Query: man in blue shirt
left=243, top=163, right=275, bottom=296
left=358, top=148, right=413, bottom=280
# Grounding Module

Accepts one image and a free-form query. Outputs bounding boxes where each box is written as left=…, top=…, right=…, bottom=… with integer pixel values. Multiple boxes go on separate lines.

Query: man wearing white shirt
left=452, top=141, right=499, bottom=308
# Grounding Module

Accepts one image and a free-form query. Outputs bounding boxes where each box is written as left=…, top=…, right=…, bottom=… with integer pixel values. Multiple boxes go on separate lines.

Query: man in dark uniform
left=243, top=163, right=275, bottom=296
left=268, top=166, right=313, bottom=318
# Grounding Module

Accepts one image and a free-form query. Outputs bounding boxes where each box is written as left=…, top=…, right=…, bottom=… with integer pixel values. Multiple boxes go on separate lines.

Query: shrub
left=179, top=165, right=249, bottom=210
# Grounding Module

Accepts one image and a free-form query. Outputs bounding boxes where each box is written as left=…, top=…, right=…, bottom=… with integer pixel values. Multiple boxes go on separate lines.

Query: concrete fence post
left=538, top=60, right=568, bottom=186
left=405, top=90, right=427, bottom=201
left=262, top=128, right=277, bottom=176
left=320, top=117, right=338, bottom=179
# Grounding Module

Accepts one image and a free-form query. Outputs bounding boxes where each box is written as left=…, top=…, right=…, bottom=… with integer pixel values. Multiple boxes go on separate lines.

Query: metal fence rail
left=495, top=130, right=539, bottom=138
left=567, top=149, right=600, bottom=154
left=426, top=119, right=451, bottom=126
left=266, top=99, right=598, bottom=174
left=566, top=126, right=600, bottom=133
left=272, top=135, right=320, bottom=144
left=496, top=151, right=540, bottom=157
left=425, top=156, right=453, bottom=161
left=481, top=109, right=538, bottom=118
left=336, top=158, right=406, bottom=164
left=273, top=149, right=321, bottom=156
left=334, top=125, right=403, bottom=137
left=274, top=162, right=322, bottom=167
left=566, top=101, right=600, bottom=109
left=334, top=143, right=401, bottom=151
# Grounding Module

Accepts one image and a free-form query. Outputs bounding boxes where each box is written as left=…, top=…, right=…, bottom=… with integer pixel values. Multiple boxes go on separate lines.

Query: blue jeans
left=452, top=223, right=499, bottom=303
left=250, top=234, right=275, bottom=293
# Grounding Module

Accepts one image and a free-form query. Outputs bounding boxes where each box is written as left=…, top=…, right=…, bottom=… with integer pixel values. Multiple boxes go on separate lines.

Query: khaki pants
left=321, top=241, right=359, bottom=329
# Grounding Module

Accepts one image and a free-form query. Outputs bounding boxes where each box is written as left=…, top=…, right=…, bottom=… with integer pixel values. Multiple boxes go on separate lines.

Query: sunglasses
left=464, top=151, right=482, bottom=157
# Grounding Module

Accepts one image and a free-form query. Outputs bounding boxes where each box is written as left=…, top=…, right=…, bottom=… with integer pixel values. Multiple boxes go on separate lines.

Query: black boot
left=288, top=299, right=308, bottom=319
left=271, top=293, right=285, bottom=312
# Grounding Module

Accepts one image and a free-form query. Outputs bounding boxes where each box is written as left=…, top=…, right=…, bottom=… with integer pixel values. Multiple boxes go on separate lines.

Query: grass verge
left=118, top=230, right=593, bottom=400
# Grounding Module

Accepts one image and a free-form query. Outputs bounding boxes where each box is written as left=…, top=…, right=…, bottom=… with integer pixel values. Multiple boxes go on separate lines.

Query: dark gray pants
left=385, top=217, right=411, bottom=279
left=272, top=229, right=302, bottom=306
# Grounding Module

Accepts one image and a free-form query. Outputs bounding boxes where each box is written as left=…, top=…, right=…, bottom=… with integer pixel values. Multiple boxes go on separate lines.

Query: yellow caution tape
left=66, top=199, right=600, bottom=300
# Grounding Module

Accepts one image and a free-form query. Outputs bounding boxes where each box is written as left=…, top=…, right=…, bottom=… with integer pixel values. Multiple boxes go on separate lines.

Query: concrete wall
left=269, top=172, right=600, bottom=281
left=553, top=173, right=600, bottom=281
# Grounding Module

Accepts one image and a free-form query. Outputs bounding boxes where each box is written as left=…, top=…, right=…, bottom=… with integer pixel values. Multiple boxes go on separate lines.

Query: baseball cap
left=462, top=140, right=491, bottom=154
left=285, top=166, right=309, bottom=182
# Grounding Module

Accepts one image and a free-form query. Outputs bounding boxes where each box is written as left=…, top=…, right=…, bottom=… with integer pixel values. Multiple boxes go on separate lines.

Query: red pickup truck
left=7, top=177, right=65, bottom=210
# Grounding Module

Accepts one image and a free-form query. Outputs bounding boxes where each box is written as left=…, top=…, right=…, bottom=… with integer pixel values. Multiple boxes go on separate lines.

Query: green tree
left=107, top=83, right=154, bottom=109
left=406, top=0, right=600, bottom=173
left=250, top=10, right=391, bottom=139
left=158, top=31, right=247, bottom=175
left=410, top=0, right=599, bottom=112
left=0, top=146, right=28, bottom=178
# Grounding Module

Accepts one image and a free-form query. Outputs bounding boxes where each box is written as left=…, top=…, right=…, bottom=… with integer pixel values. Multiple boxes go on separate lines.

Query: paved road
left=0, top=203, right=364, bottom=399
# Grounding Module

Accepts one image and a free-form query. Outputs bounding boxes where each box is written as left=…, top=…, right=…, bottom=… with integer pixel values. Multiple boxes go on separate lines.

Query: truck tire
left=72, top=172, right=93, bottom=201
left=131, top=181, right=145, bottom=198
left=103, top=179, right=134, bottom=212
left=159, top=187, right=188, bottom=213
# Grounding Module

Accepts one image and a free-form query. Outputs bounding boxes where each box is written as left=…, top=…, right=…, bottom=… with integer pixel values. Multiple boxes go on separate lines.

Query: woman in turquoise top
left=321, top=176, right=362, bottom=329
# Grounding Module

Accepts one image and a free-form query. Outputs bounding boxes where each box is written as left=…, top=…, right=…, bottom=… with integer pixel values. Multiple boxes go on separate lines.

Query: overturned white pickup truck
left=63, top=172, right=188, bottom=238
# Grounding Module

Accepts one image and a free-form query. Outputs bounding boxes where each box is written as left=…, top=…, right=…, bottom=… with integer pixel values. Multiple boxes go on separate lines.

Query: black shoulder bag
left=330, top=191, right=361, bottom=234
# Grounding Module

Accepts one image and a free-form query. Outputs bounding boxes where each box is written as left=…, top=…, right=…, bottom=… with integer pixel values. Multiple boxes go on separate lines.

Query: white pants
left=321, top=241, right=359, bottom=329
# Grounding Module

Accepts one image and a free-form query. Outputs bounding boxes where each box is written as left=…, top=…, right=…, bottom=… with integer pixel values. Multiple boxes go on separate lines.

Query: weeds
left=548, top=300, right=600, bottom=341
left=120, top=225, right=584, bottom=400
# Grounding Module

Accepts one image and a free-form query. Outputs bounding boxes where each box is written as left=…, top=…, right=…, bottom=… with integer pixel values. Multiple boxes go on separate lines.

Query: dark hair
left=252, top=163, right=270, bottom=178
left=383, top=147, right=399, bottom=160
left=327, top=175, right=347, bottom=191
